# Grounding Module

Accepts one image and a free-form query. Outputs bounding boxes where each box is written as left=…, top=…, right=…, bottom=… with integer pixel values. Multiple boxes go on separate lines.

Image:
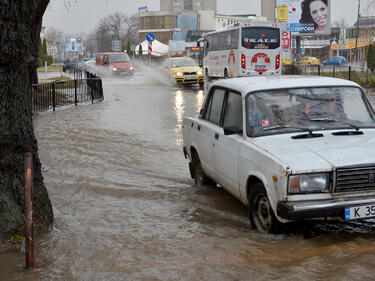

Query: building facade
left=138, top=11, right=198, bottom=45
left=160, top=0, right=217, bottom=13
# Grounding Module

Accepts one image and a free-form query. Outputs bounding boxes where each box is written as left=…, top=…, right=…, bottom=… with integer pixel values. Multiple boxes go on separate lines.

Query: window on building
left=196, top=1, right=202, bottom=7
left=184, top=0, right=193, bottom=10
left=173, top=0, right=180, bottom=6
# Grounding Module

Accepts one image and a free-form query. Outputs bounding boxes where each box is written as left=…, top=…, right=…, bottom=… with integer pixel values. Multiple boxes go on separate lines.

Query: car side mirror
left=224, top=126, right=242, bottom=135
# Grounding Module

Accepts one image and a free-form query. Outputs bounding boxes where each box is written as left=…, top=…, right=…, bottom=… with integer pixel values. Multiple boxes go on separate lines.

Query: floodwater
left=2, top=65, right=375, bottom=280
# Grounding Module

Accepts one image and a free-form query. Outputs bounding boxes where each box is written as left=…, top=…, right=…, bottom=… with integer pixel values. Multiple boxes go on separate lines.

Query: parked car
left=95, top=52, right=134, bottom=76
left=182, top=75, right=375, bottom=233
left=282, top=57, right=292, bottom=65
left=161, top=57, right=204, bottom=87
left=62, top=61, right=78, bottom=73
left=300, top=56, right=321, bottom=65
left=323, top=56, right=347, bottom=66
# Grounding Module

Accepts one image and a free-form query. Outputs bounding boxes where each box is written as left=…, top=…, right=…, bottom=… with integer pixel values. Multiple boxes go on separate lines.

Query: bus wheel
left=224, top=69, right=229, bottom=79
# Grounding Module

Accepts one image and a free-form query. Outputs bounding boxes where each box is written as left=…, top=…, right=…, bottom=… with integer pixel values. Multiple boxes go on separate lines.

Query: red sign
left=281, top=31, right=291, bottom=50
left=251, top=53, right=270, bottom=73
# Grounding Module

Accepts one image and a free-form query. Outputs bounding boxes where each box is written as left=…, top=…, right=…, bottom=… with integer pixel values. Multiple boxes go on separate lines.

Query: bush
left=38, top=55, right=54, bottom=66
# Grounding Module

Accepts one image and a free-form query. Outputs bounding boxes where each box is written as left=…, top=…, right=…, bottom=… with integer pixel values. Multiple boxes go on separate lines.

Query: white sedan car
left=182, top=76, right=375, bottom=233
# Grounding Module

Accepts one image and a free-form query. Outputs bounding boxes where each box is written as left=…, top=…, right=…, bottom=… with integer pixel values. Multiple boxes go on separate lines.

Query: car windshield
left=171, top=59, right=198, bottom=68
left=246, top=87, right=375, bottom=137
left=109, top=54, right=130, bottom=63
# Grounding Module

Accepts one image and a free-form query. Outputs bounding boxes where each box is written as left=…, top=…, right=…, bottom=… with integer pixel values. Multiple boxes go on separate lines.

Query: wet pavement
left=2, top=65, right=375, bottom=280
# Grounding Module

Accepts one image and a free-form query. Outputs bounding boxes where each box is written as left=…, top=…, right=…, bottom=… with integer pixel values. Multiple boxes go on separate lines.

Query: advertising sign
left=112, top=40, right=122, bottom=52
left=275, top=0, right=331, bottom=35
left=281, top=31, right=292, bottom=50
left=65, top=38, right=82, bottom=52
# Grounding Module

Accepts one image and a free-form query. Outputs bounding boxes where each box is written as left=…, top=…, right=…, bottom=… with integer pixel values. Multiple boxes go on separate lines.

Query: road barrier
left=31, top=69, right=103, bottom=112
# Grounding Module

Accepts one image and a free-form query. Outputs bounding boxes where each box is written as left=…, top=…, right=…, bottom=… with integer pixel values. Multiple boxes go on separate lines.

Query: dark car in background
left=323, top=56, right=347, bottom=66
left=62, top=61, right=79, bottom=73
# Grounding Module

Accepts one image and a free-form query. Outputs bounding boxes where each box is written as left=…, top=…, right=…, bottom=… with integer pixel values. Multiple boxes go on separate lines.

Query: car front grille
left=184, top=72, right=196, bottom=75
left=335, top=164, right=375, bottom=192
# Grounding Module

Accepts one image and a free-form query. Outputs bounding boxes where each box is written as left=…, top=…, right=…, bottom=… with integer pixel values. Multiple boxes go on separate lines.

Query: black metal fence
left=284, top=64, right=375, bottom=87
left=31, top=70, right=103, bottom=112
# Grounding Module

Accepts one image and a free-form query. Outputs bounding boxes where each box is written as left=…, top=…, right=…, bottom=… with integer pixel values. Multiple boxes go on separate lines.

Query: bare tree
left=95, top=12, right=139, bottom=52
left=45, top=27, right=63, bottom=45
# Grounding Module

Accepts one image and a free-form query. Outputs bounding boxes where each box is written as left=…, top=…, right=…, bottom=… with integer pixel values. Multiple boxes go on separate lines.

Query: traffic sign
left=146, top=33, right=155, bottom=42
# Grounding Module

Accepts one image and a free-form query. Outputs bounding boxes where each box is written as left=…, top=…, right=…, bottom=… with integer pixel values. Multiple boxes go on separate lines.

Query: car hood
left=252, top=129, right=375, bottom=173
left=171, top=66, right=202, bottom=74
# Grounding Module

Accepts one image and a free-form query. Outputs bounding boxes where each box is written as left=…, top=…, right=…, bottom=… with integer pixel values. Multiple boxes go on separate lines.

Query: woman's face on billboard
left=310, top=0, right=328, bottom=27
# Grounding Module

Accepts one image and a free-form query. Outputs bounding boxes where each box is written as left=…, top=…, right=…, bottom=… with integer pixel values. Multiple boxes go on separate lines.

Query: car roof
left=210, top=75, right=361, bottom=95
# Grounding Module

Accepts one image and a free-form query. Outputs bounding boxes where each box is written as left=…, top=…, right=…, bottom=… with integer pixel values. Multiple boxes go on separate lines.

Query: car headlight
left=130, top=66, right=134, bottom=71
left=176, top=72, right=183, bottom=77
left=112, top=67, right=117, bottom=71
left=288, top=173, right=331, bottom=194
left=197, top=71, right=203, bottom=75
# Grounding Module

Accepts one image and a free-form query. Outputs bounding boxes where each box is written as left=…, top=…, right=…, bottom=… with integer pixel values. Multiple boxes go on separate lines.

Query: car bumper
left=113, top=69, right=134, bottom=75
left=175, top=76, right=204, bottom=84
left=277, top=196, right=375, bottom=220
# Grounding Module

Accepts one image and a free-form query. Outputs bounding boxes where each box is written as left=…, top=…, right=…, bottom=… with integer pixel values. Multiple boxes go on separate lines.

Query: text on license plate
left=185, top=77, right=196, bottom=81
left=345, top=204, right=375, bottom=220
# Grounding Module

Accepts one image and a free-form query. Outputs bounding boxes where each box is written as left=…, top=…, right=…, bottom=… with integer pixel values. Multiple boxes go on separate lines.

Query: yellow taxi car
left=282, top=57, right=292, bottom=65
left=300, top=56, right=321, bottom=65
left=162, top=57, right=204, bottom=87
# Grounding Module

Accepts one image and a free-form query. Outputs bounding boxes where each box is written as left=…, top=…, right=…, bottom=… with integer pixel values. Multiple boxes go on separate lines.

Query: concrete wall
left=198, top=10, right=215, bottom=30
left=261, top=0, right=275, bottom=21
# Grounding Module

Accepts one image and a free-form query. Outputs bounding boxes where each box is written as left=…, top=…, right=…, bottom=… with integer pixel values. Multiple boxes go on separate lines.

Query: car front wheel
left=248, top=183, right=281, bottom=234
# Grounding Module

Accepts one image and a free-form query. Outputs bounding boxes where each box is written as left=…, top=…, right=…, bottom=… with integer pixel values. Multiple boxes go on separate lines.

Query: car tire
left=199, top=82, right=204, bottom=88
left=193, top=154, right=215, bottom=187
left=248, top=183, right=282, bottom=234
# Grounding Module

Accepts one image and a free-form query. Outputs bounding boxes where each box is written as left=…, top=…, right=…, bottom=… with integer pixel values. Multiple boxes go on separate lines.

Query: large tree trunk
left=0, top=0, right=53, bottom=236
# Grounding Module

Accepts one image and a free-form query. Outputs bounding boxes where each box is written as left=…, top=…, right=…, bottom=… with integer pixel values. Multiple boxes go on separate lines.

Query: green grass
left=37, top=64, right=63, bottom=73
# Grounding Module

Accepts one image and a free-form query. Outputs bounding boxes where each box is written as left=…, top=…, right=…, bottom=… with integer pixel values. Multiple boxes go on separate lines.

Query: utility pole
left=355, top=0, right=361, bottom=61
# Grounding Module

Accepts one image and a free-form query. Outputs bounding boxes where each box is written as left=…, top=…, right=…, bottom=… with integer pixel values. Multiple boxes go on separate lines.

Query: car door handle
left=215, top=133, right=219, bottom=140
left=197, top=125, right=201, bottom=131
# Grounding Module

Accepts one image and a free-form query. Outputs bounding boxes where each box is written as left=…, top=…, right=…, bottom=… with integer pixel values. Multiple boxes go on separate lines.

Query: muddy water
left=2, top=68, right=375, bottom=280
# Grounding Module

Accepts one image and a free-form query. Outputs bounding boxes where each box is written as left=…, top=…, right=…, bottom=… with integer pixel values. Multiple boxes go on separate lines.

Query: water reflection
left=174, top=89, right=184, bottom=145
left=196, top=90, right=205, bottom=113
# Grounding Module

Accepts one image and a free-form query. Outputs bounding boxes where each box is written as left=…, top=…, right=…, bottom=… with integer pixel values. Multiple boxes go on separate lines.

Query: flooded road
left=2, top=66, right=375, bottom=280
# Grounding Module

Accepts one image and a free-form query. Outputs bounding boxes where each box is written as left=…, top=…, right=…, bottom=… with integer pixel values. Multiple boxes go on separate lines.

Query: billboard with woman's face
left=276, top=0, right=330, bottom=35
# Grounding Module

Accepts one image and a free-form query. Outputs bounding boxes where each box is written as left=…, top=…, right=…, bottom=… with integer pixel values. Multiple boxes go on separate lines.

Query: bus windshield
left=109, top=54, right=130, bottom=63
left=241, top=27, right=280, bottom=50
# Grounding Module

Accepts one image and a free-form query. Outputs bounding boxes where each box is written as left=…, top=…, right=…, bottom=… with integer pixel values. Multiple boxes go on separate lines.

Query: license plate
left=345, top=204, right=375, bottom=221
left=184, top=77, right=196, bottom=81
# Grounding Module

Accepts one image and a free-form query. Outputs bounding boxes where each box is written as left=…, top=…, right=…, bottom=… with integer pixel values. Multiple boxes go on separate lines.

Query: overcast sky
left=43, top=0, right=362, bottom=35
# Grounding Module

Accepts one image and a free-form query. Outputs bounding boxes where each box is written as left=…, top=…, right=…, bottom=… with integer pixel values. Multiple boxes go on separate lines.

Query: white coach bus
left=203, top=17, right=282, bottom=78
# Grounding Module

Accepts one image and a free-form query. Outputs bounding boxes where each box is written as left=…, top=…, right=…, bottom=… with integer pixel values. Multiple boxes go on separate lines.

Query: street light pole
left=355, top=0, right=361, bottom=61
